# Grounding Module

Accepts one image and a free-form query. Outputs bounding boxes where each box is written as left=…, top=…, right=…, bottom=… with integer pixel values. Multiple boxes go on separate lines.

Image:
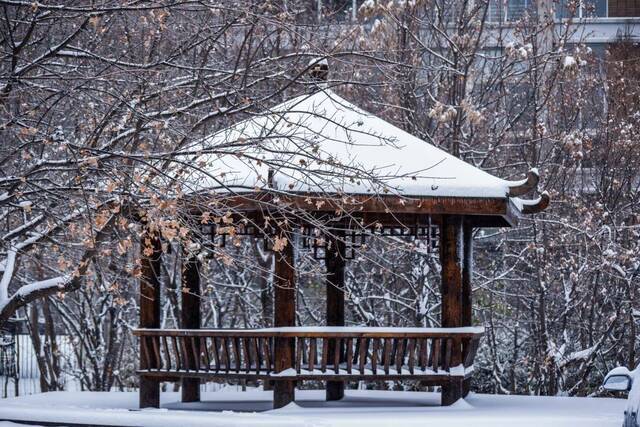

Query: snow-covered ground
left=0, top=389, right=626, bottom=427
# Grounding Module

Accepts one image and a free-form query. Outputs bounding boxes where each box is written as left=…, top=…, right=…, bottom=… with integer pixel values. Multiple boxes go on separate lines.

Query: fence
left=0, top=334, right=78, bottom=397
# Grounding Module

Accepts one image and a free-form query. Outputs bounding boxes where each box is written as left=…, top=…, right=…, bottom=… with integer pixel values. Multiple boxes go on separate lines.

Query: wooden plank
left=431, top=338, right=440, bottom=372
left=358, top=338, right=366, bottom=374
left=141, top=337, right=152, bottom=372
left=346, top=338, right=353, bottom=374
left=212, top=337, right=220, bottom=372
left=383, top=338, right=391, bottom=375
left=180, top=337, right=190, bottom=372
left=221, top=337, right=230, bottom=373
left=464, top=337, right=481, bottom=367
left=162, top=336, right=171, bottom=371
left=390, top=338, right=398, bottom=372
left=138, top=370, right=459, bottom=384
left=364, top=338, right=370, bottom=367
left=254, top=337, right=261, bottom=374
left=407, top=338, right=415, bottom=375
left=443, top=338, right=452, bottom=371
left=215, top=193, right=513, bottom=225
left=243, top=337, right=251, bottom=373
left=395, top=338, right=404, bottom=373
left=300, top=336, right=307, bottom=366
left=263, top=337, right=272, bottom=373
left=232, top=337, right=240, bottom=373
left=353, top=337, right=360, bottom=365
left=201, top=337, right=211, bottom=372
left=334, top=338, right=341, bottom=374
left=133, top=328, right=484, bottom=339
left=190, top=336, right=199, bottom=370
left=150, top=337, right=161, bottom=371
left=371, top=338, right=379, bottom=375
left=296, top=338, right=303, bottom=374
left=321, top=338, right=329, bottom=373
left=171, top=336, right=182, bottom=371
left=419, top=338, right=428, bottom=371
left=308, top=338, right=316, bottom=372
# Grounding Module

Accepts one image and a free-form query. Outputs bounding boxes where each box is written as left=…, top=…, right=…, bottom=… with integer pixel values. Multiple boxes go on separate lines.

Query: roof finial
left=308, top=57, right=328, bottom=89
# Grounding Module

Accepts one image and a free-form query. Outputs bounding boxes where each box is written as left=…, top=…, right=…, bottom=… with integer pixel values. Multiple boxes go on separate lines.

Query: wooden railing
left=133, top=327, right=483, bottom=381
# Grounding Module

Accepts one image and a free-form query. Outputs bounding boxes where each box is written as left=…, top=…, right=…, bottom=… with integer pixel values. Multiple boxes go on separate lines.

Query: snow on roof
left=178, top=89, right=516, bottom=200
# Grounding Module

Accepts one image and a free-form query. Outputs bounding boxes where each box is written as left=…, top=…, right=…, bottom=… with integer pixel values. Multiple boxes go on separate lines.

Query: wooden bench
left=134, top=326, right=483, bottom=389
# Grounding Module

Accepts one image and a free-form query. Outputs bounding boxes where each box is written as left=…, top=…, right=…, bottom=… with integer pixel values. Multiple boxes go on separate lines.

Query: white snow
left=517, top=47, right=528, bottom=59
left=263, top=365, right=472, bottom=378
left=0, top=275, right=70, bottom=315
left=0, top=389, right=626, bottom=427
left=177, top=89, right=520, bottom=200
left=563, top=56, right=577, bottom=68
left=308, top=57, right=328, bottom=67
left=13, top=275, right=70, bottom=298
left=511, top=191, right=548, bottom=211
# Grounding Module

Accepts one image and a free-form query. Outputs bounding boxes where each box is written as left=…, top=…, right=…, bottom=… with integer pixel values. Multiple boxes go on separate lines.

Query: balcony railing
left=134, top=326, right=483, bottom=382
left=487, top=0, right=639, bottom=22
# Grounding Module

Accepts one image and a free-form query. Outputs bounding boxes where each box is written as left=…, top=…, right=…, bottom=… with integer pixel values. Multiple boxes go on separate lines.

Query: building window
left=608, top=0, right=640, bottom=17
left=556, top=0, right=640, bottom=18
left=488, top=0, right=537, bottom=22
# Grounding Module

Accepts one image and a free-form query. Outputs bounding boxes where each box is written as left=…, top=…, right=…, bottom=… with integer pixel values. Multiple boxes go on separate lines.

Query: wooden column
left=181, top=255, right=201, bottom=403
left=462, top=222, right=473, bottom=397
left=139, top=233, right=162, bottom=408
left=439, top=215, right=464, bottom=406
left=325, top=231, right=346, bottom=401
left=273, top=229, right=296, bottom=409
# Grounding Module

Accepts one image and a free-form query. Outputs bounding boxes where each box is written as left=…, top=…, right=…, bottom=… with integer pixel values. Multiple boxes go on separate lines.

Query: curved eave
left=518, top=191, right=551, bottom=215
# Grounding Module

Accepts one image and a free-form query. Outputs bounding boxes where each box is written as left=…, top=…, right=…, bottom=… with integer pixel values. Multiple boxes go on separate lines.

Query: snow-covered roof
left=178, top=89, right=540, bottom=208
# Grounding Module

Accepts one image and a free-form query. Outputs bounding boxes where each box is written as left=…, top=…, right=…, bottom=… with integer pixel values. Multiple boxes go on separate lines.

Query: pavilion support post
left=181, top=255, right=201, bottom=403
left=273, top=228, right=296, bottom=409
left=139, top=232, right=162, bottom=409
left=439, top=215, right=464, bottom=406
left=325, top=231, right=346, bottom=401
left=462, top=222, right=473, bottom=397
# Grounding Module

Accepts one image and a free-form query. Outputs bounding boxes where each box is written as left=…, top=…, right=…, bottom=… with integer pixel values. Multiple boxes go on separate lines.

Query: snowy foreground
left=0, top=389, right=626, bottom=427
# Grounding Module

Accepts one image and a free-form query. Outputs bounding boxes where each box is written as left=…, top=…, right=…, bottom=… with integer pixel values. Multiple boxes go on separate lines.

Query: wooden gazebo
left=133, top=88, right=549, bottom=410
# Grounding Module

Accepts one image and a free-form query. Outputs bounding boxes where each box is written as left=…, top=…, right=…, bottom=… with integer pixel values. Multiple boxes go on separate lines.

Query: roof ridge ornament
left=520, top=191, right=550, bottom=214
left=508, top=168, right=539, bottom=197
left=308, top=57, right=328, bottom=89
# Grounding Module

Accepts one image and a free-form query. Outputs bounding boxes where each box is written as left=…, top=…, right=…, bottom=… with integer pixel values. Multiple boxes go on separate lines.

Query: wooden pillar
left=181, top=255, right=201, bottom=403
left=439, top=215, right=464, bottom=406
left=462, top=222, right=473, bottom=328
left=325, top=231, right=346, bottom=401
left=462, top=222, right=473, bottom=397
left=139, top=233, right=162, bottom=409
left=273, top=229, right=296, bottom=409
